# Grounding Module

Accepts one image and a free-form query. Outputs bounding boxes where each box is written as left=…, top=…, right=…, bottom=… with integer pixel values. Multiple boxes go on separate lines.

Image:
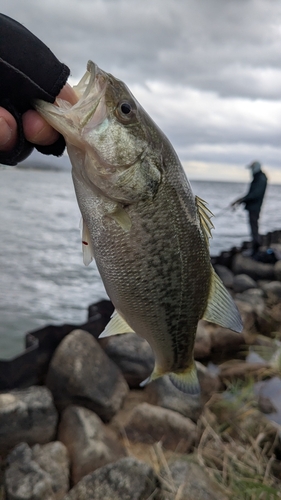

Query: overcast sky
left=2, top=0, right=281, bottom=183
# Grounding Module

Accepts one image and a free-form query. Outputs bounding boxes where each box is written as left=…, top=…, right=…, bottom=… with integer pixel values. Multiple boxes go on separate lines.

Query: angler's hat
left=247, top=161, right=261, bottom=170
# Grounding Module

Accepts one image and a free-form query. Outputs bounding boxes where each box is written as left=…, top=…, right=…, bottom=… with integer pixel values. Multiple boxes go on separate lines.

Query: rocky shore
left=1, top=234, right=281, bottom=499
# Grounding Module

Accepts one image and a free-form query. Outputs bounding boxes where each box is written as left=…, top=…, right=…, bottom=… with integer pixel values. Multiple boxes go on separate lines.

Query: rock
left=210, top=326, right=245, bottom=354
left=0, top=386, right=58, bottom=455
left=32, top=442, right=70, bottom=499
left=46, top=329, right=129, bottom=421
left=58, top=405, right=125, bottom=484
left=4, top=443, right=54, bottom=500
left=261, top=281, right=281, bottom=304
left=235, top=288, right=265, bottom=309
left=214, top=264, right=234, bottom=289
left=235, top=300, right=257, bottom=338
left=255, top=304, right=279, bottom=336
left=145, top=376, right=203, bottom=421
left=275, top=260, right=281, bottom=281
left=161, top=458, right=227, bottom=500
left=196, top=361, right=222, bottom=396
left=63, top=457, right=162, bottom=500
left=232, top=273, right=257, bottom=293
left=232, top=253, right=275, bottom=281
left=102, top=332, right=154, bottom=388
left=123, top=402, right=197, bottom=452
left=194, top=320, right=212, bottom=359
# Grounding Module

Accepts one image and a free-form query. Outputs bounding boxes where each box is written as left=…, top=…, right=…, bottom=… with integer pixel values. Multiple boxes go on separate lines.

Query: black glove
left=0, top=14, right=70, bottom=165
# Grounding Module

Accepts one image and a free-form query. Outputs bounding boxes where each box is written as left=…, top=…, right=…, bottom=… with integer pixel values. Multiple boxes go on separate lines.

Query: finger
left=0, top=107, right=17, bottom=151
left=22, top=110, right=60, bottom=146
left=58, top=83, right=78, bottom=105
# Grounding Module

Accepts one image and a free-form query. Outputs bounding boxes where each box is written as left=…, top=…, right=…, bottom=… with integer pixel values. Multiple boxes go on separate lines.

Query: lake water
left=0, top=167, right=280, bottom=358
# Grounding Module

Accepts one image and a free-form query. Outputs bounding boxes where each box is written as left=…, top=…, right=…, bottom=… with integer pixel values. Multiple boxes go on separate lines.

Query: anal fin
left=99, top=309, right=134, bottom=338
left=203, top=267, right=243, bottom=333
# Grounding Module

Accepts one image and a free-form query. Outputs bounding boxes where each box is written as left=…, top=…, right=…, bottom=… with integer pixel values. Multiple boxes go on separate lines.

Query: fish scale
left=35, top=60, right=243, bottom=394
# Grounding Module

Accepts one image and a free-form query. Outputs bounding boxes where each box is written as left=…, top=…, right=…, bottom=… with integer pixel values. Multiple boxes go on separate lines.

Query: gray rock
left=4, top=443, right=54, bottom=500
left=235, top=288, right=265, bottom=309
left=235, top=300, right=257, bottom=339
left=261, top=281, right=281, bottom=303
left=0, top=386, right=58, bottom=455
left=32, top=442, right=70, bottom=499
left=124, top=402, right=198, bottom=452
left=196, top=361, right=222, bottom=396
left=232, top=273, right=257, bottom=293
left=214, top=264, right=234, bottom=289
left=274, top=260, right=281, bottom=281
left=102, top=332, right=154, bottom=388
left=161, top=458, right=227, bottom=499
left=194, top=320, right=212, bottom=359
left=232, top=253, right=275, bottom=281
left=46, top=329, right=129, bottom=421
left=210, top=326, right=245, bottom=354
left=145, top=375, right=203, bottom=421
left=63, top=457, right=162, bottom=500
left=58, top=405, right=125, bottom=484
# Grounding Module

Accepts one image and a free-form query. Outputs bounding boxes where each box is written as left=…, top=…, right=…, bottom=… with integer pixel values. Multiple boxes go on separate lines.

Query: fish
left=35, top=61, right=243, bottom=395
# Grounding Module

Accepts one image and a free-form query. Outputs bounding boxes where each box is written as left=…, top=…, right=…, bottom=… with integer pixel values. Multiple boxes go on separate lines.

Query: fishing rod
left=214, top=204, right=237, bottom=218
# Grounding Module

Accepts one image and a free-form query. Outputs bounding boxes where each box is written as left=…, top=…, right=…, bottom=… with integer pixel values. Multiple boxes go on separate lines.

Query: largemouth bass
left=35, top=61, right=242, bottom=394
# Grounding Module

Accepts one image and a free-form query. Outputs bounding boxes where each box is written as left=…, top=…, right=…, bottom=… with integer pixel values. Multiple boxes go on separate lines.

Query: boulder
left=210, top=327, right=245, bottom=354
left=145, top=375, right=203, bottom=421
left=0, top=386, right=58, bottom=455
left=5, top=443, right=54, bottom=500
left=196, top=361, right=222, bottom=396
left=213, top=264, right=234, bottom=289
left=235, top=300, right=257, bottom=338
left=235, top=288, right=265, bottom=309
left=123, top=402, right=198, bottom=452
left=32, top=441, right=70, bottom=499
left=232, top=253, right=275, bottom=281
left=46, top=329, right=129, bottom=421
left=161, top=458, right=227, bottom=500
left=194, top=320, right=212, bottom=359
left=232, top=273, right=257, bottom=293
left=274, top=260, right=281, bottom=281
left=58, top=405, right=125, bottom=484
left=63, top=457, right=162, bottom=500
left=102, top=332, right=154, bottom=388
left=261, top=281, right=281, bottom=304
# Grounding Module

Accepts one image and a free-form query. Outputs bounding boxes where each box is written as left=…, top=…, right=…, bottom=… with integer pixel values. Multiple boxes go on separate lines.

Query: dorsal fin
left=195, top=195, right=214, bottom=245
left=82, top=219, right=94, bottom=266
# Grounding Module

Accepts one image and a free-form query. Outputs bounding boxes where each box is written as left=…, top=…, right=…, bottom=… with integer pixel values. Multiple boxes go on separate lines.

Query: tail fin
left=169, top=363, right=200, bottom=395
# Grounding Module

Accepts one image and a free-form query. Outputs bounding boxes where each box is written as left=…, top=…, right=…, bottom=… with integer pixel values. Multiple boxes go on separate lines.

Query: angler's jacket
left=241, top=170, right=267, bottom=213
left=0, top=13, right=70, bottom=165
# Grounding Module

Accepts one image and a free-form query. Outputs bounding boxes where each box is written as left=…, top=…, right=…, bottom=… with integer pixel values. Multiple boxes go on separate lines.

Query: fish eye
left=120, top=102, right=132, bottom=115
left=116, top=100, right=136, bottom=123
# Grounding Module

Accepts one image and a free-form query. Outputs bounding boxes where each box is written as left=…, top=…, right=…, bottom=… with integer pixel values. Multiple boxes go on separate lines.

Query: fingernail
left=0, top=117, right=12, bottom=146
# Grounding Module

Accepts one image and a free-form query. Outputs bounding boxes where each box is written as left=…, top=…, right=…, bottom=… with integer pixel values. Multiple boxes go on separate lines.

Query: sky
left=2, top=0, right=281, bottom=183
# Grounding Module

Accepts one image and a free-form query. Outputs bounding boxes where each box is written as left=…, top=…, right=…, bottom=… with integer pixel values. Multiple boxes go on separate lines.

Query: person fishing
left=0, top=13, right=76, bottom=165
left=231, top=161, right=267, bottom=257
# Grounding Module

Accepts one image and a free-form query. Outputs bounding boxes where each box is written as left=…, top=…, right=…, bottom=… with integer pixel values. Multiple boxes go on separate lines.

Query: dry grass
left=121, top=381, right=281, bottom=500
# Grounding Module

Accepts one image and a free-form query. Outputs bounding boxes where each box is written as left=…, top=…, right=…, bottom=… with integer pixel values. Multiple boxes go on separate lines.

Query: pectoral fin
left=108, top=206, right=132, bottom=232
left=82, top=219, right=94, bottom=266
left=99, top=309, right=134, bottom=338
left=203, top=268, right=243, bottom=333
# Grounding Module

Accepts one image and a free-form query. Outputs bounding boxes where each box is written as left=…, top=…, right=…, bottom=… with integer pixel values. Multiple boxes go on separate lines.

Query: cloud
left=2, top=0, right=281, bottom=181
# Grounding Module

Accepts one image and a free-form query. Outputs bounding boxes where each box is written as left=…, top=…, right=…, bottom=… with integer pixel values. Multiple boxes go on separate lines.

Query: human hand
left=0, top=83, right=77, bottom=152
